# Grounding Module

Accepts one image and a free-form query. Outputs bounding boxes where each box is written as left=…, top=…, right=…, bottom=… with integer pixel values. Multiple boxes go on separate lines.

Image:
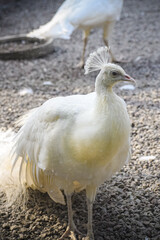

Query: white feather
left=120, top=84, right=135, bottom=90
left=18, top=87, right=33, bottom=96
left=139, top=156, right=156, bottom=161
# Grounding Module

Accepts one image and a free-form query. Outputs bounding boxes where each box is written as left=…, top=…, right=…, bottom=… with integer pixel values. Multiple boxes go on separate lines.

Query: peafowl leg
left=83, top=185, right=97, bottom=240
left=59, top=194, right=81, bottom=240
left=77, top=29, right=90, bottom=68
left=103, top=22, right=118, bottom=63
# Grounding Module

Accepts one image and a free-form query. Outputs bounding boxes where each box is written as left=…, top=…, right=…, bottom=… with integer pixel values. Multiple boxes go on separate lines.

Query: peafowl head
left=100, top=63, right=135, bottom=88
left=85, top=47, right=135, bottom=91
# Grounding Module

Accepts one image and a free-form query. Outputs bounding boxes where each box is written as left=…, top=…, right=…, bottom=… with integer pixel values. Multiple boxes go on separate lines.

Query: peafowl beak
left=123, top=74, right=136, bottom=84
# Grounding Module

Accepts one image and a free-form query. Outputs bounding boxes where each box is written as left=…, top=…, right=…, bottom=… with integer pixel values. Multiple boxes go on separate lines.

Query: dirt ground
left=0, top=0, right=160, bottom=239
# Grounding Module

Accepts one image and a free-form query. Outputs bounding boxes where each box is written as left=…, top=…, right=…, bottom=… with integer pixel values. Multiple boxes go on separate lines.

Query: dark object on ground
left=0, top=34, right=54, bottom=60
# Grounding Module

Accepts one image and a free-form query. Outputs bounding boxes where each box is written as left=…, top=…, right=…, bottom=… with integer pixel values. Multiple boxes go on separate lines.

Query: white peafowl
left=0, top=47, right=135, bottom=240
left=27, top=0, right=124, bottom=66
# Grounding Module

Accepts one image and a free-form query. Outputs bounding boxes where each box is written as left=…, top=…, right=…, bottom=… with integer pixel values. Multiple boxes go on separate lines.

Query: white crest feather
left=84, top=47, right=110, bottom=74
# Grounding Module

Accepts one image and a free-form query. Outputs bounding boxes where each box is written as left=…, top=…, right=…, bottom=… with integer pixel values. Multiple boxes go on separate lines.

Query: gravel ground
left=0, top=0, right=160, bottom=239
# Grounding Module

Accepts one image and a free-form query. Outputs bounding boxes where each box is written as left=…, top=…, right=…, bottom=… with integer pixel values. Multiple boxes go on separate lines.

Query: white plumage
left=0, top=47, right=134, bottom=240
left=28, top=0, right=123, bottom=66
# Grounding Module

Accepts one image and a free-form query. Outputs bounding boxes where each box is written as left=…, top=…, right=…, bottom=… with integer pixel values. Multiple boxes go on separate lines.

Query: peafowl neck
left=95, top=85, right=117, bottom=114
left=94, top=90, right=117, bottom=116
left=94, top=71, right=122, bottom=115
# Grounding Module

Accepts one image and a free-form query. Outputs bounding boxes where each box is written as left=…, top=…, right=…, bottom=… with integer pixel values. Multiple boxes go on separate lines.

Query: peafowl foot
left=58, top=224, right=83, bottom=240
left=76, top=60, right=85, bottom=68
left=82, top=233, right=95, bottom=240
left=111, top=56, right=128, bottom=64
